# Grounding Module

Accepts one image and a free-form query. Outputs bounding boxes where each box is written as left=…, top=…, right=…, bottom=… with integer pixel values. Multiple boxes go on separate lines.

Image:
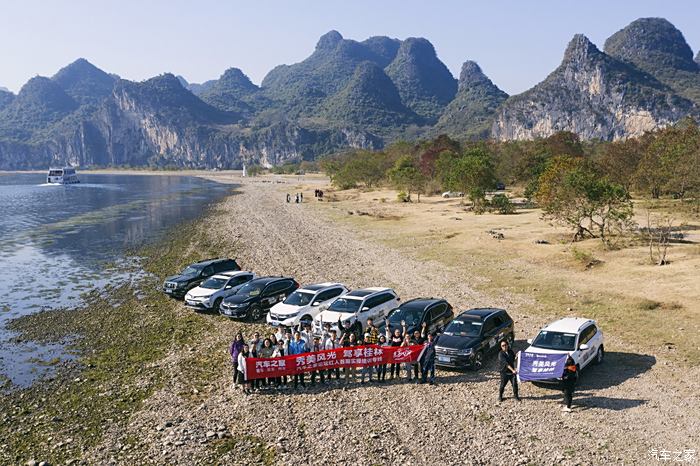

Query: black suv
left=162, top=258, right=240, bottom=299
left=382, top=298, right=454, bottom=336
left=435, top=308, right=514, bottom=370
left=219, top=276, right=299, bottom=321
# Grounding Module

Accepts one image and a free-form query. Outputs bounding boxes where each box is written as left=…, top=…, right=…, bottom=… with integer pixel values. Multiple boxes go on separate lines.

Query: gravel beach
left=75, top=177, right=699, bottom=465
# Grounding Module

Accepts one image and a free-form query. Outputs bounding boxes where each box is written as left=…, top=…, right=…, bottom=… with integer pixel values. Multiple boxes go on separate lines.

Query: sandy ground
left=87, top=176, right=699, bottom=465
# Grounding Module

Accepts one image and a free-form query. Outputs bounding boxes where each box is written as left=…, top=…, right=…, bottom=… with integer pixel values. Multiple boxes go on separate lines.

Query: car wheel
left=249, top=305, right=263, bottom=322
left=472, top=351, right=484, bottom=371
left=213, top=298, right=223, bottom=313
left=595, top=346, right=604, bottom=365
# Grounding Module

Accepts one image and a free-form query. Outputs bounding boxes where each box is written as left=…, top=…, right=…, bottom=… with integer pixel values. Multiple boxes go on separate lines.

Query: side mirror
left=311, top=301, right=320, bottom=307
left=579, top=343, right=589, bottom=350
left=224, top=285, right=232, bottom=290
left=527, top=339, right=533, bottom=344
left=361, top=306, right=369, bottom=312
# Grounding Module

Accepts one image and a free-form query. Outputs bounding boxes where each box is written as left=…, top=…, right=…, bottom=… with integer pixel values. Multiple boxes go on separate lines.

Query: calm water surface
left=0, top=173, right=232, bottom=387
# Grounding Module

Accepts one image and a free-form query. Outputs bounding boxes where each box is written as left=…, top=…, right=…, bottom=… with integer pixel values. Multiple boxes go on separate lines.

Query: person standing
left=310, top=336, right=326, bottom=386
left=498, top=340, right=520, bottom=402
left=288, top=332, right=307, bottom=389
left=360, top=333, right=374, bottom=383
left=377, top=334, right=388, bottom=382
left=400, top=335, right=413, bottom=381
left=561, top=356, right=577, bottom=412
left=229, top=333, right=245, bottom=387
left=300, top=192, right=303, bottom=203
left=419, top=333, right=437, bottom=385
left=385, top=320, right=403, bottom=380
left=340, top=333, right=358, bottom=386
left=249, top=332, right=264, bottom=354
left=408, top=324, right=426, bottom=381
left=259, top=338, right=275, bottom=388
left=286, top=193, right=291, bottom=203
left=325, top=329, right=341, bottom=381
left=273, top=339, right=287, bottom=388
left=237, top=344, right=254, bottom=395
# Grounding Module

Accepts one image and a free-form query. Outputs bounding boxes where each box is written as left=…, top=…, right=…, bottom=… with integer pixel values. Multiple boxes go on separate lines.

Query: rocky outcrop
left=492, top=35, right=697, bottom=141
left=434, top=61, right=508, bottom=139
left=384, top=38, right=457, bottom=123
left=604, top=17, right=700, bottom=105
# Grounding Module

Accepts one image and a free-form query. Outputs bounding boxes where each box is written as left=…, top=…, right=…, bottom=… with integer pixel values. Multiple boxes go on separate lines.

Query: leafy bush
left=490, top=194, right=515, bottom=214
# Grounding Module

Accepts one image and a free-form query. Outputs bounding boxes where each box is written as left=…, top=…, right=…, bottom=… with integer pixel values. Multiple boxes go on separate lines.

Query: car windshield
left=180, top=265, right=202, bottom=275
left=531, top=331, right=577, bottom=351
left=388, top=307, right=423, bottom=327
left=200, top=277, right=226, bottom=289
left=443, top=319, right=483, bottom=337
left=284, top=291, right=314, bottom=306
left=328, top=297, right=362, bottom=313
left=236, top=282, right=262, bottom=297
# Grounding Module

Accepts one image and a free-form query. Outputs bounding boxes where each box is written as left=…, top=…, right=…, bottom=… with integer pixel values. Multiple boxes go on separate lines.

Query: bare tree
left=645, top=211, right=674, bottom=266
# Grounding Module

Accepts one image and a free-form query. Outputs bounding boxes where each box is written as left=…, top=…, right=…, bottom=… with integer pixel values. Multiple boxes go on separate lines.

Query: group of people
left=229, top=319, right=578, bottom=411
left=285, top=192, right=304, bottom=203
left=228, top=317, right=438, bottom=395
left=313, top=189, right=324, bottom=198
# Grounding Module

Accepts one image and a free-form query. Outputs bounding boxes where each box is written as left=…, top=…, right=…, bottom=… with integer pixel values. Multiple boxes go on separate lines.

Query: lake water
left=0, top=173, right=233, bottom=387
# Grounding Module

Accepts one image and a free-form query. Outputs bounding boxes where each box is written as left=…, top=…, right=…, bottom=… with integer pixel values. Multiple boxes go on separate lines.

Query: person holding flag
left=498, top=339, right=520, bottom=402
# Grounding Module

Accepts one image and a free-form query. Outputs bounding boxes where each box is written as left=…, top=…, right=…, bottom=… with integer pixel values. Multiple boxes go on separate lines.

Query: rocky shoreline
left=2, top=177, right=698, bottom=465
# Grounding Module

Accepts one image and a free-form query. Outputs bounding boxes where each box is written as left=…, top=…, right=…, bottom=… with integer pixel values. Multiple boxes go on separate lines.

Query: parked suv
left=382, top=298, right=454, bottom=336
left=435, top=308, right=514, bottom=370
left=219, top=276, right=299, bottom=321
left=184, top=271, right=256, bottom=312
left=267, top=282, right=349, bottom=328
left=313, top=287, right=399, bottom=335
left=162, top=258, right=240, bottom=299
left=524, top=317, right=604, bottom=384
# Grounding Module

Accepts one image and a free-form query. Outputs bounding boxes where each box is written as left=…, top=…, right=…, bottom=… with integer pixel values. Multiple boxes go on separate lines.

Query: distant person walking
left=299, top=192, right=303, bottom=203
left=561, top=356, right=577, bottom=412
left=498, top=340, right=520, bottom=402
left=286, top=193, right=291, bottom=203
left=295, top=193, right=300, bottom=203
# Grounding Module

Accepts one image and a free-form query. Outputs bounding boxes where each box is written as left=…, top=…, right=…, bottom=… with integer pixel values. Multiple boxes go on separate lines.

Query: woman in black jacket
left=561, top=356, right=577, bottom=412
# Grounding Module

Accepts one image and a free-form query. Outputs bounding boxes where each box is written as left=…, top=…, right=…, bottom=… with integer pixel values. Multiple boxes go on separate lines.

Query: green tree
left=536, top=156, right=633, bottom=246
left=437, top=146, right=496, bottom=212
left=388, top=156, right=426, bottom=202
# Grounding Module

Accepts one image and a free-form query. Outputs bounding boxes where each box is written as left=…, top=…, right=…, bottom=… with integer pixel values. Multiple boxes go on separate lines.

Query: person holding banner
left=324, top=330, right=341, bottom=381
left=419, top=333, right=437, bottom=385
left=272, top=339, right=287, bottom=388
left=561, top=357, right=577, bottom=412
left=310, top=336, right=326, bottom=386
left=498, top=340, right=520, bottom=402
left=386, top=321, right=403, bottom=379
left=340, top=333, right=358, bottom=386
left=288, top=332, right=307, bottom=389
left=377, top=334, right=388, bottom=382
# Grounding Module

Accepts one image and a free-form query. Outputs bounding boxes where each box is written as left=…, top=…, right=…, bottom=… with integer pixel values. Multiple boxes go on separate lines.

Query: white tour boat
left=46, top=167, right=80, bottom=185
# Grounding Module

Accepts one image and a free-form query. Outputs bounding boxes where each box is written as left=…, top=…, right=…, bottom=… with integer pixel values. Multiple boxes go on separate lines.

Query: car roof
left=347, top=287, right=392, bottom=297
left=248, top=276, right=293, bottom=286
left=460, top=308, right=505, bottom=319
left=193, top=257, right=236, bottom=266
left=300, top=282, right=344, bottom=292
left=542, top=317, right=595, bottom=333
left=401, top=298, right=444, bottom=311
left=215, top=270, right=253, bottom=279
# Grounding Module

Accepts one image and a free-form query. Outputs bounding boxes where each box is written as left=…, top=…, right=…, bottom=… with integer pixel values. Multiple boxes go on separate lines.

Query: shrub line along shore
left=1, top=172, right=698, bottom=465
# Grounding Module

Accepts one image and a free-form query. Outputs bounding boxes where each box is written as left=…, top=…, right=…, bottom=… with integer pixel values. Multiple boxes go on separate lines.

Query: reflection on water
left=0, top=173, right=232, bottom=387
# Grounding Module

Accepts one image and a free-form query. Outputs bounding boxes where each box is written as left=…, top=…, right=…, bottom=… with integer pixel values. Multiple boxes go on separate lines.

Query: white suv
left=524, top=317, right=604, bottom=383
left=313, top=287, right=400, bottom=335
left=266, top=282, right=349, bottom=328
left=184, top=271, right=256, bottom=312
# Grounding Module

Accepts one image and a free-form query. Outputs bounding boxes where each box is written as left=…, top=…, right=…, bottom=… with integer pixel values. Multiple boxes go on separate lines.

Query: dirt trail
left=92, top=179, right=700, bottom=465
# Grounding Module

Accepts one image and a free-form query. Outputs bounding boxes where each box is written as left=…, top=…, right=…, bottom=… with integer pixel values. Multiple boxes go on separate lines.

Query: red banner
left=244, top=345, right=424, bottom=380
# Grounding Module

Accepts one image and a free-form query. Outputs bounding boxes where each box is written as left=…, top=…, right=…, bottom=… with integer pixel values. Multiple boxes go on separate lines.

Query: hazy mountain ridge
left=1, top=17, right=699, bottom=169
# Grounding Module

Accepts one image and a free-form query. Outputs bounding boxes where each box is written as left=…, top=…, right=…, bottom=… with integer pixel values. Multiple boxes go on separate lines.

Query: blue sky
left=1, top=0, right=698, bottom=95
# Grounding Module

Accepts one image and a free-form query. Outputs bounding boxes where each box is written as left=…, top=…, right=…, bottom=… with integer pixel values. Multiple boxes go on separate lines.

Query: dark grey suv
left=435, top=308, right=514, bottom=370
left=162, top=258, right=240, bottom=299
